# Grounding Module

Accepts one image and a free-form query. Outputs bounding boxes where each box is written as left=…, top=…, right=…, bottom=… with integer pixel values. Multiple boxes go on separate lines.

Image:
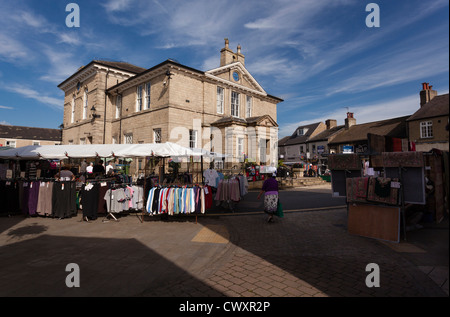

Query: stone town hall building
left=58, top=39, right=283, bottom=167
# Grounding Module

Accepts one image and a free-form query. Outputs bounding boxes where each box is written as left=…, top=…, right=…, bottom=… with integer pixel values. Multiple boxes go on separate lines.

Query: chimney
left=220, top=38, right=245, bottom=67
left=325, top=119, right=337, bottom=130
left=420, top=82, right=438, bottom=107
left=345, top=112, right=356, bottom=129
left=236, top=44, right=245, bottom=66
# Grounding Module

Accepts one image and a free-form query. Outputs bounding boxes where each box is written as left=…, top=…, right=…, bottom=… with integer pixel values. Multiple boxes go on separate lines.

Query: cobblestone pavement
left=0, top=207, right=448, bottom=298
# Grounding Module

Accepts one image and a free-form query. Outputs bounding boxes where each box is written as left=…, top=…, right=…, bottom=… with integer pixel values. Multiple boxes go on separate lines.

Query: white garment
left=106, top=164, right=114, bottom=174
left=203, top=169, right=219, bottom=187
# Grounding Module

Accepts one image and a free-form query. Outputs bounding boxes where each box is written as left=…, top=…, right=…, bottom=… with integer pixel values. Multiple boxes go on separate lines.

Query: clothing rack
left=141, top=184, right=212, bottom=224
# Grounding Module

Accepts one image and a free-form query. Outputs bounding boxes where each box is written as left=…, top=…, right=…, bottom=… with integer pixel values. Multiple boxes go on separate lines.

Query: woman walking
left=257, top=172, right=279, bottom=222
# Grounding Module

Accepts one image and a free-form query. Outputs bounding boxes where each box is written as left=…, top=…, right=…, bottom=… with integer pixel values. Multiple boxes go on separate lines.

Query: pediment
left=247, top=115, right=278, bottom=127
left=205, top=62, right=266, bottom=95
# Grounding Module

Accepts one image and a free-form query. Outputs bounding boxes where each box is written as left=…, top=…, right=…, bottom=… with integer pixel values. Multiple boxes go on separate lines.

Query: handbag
left=276, top=199, right=284, bottom=218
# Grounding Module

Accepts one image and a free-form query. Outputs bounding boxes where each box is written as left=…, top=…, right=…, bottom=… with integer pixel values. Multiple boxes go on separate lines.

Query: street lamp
left=91, top=106, right=100, bottom=120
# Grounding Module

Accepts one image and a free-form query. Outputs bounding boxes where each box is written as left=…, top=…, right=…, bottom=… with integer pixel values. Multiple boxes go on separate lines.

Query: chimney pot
left=345, top=113, right=356, bottom=129
left=419, top=82, right=437, bottom=107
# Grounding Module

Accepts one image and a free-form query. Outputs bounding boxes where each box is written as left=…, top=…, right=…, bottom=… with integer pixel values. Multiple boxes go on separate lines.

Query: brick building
left=407, top=83, right=449, bottom=152
left=0, top=125, right=61, bottom=148
left=58, top=39, right=283, bottom=167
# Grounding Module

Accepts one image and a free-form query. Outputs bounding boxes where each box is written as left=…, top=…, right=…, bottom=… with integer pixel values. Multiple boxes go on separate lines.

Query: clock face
left=232, top=71, right=239, bottom=81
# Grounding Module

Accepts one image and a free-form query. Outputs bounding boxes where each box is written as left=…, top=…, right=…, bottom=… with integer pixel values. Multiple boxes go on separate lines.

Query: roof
left=210, top=115, right=278, bottom=127
left=282, top=122, right=323, bottom=146
left=307, top=125, right=345, bottom=143
left=407, top=94, right=449, bottom=121
left=278, top=136, right=290, bottom=146
left=210, top=116, right=247, bottom=126
left=58, top=60, right=146, bottom=88
left=328, top=116, right=409, bottom=145
left=0, top=125, right=61, bottom=142
left=92, top=60, right=147, bottom=74
left=106, top=59, right=205, bottom=94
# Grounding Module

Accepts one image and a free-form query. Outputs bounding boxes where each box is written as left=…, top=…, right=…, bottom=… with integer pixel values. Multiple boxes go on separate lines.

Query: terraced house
left=58, top=39, right=283, bottom=168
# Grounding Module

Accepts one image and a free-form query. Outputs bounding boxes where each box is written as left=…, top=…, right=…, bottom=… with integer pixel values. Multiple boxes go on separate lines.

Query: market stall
left=0, top=143, right=224, bottom=223
left=328, top=151, right=446, bottom=243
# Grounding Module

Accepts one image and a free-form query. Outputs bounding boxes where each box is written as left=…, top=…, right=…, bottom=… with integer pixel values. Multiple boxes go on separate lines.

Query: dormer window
left=297, top=128, right=308, bottom=136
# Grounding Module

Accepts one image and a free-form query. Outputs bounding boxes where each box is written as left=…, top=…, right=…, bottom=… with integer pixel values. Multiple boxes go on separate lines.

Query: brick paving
left=0, top=206, right=448, bottom=297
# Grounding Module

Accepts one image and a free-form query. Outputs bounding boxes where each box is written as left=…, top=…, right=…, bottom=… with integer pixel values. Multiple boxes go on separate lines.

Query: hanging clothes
left=80, top=182, right=100, bottom=220
left=36, top=181, right=54, bottom=216
left=104, top=187, right=127, bottom=214
left=52, top=181, right=77, bottom=218
left=145, top=186, right=208, bottom=216
left=215, top=178, right=242, bottom=202
left=203, top=169, right=219, bottom=188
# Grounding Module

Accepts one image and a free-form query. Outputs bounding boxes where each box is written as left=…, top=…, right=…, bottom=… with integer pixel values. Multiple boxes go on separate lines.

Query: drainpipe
left=103, top=68, right=110, bottom=144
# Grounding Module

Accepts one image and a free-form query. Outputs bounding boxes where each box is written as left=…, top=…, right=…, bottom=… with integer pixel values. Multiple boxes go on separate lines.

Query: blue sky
left=0, top=0, right=448, bottom=138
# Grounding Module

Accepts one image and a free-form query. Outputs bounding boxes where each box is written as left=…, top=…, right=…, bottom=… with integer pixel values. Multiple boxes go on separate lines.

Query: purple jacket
left=262, top=177, right=278, bottom=193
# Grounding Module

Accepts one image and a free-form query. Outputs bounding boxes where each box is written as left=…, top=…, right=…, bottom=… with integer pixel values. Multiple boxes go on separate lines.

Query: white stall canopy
left=0, top=143, right=217, bottom=160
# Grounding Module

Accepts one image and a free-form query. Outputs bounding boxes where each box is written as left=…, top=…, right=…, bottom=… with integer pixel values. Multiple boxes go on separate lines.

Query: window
left=297, top=128, right=308, bottom=136
left=115, top=95, right=122, bottom=119
left=420, top=121, right=433, bottom=138
left=231, top=91, right=240, bottom=117
left=82, top=89, right=88, bottom=119
left=144, top=82, right=151, bottom=110
left=153, top=128, right=161, bottom=143
left=216, top=86, right=224, bottom=114
left=259, top=138, right=267, bottom=163
left=68, top=140, right=73, bottom=145
left=136, top=85, right=143, bottom=111
left=214, top=160, right=223, bottom=170
left=71, top=95, right=75, bottom=123
left=32, top=141, right=40, bottom=146
left=80, top=138, right=86, bottom=145
left=246, top=95, right=252, bottom=117
left=6, top=140, right=16, bottom=148
left=124, top=133, right=133, bottom=144
left=189, top=130, right=197, bottom=148
left=237, top=137, right=244, bottom=159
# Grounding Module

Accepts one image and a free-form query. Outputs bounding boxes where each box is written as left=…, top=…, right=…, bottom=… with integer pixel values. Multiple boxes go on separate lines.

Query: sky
left=0, top=0, right=448, bottom=138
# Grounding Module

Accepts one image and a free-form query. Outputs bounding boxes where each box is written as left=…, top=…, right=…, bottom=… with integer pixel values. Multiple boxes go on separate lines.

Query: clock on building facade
left=232, top=71, right=239, bottom=81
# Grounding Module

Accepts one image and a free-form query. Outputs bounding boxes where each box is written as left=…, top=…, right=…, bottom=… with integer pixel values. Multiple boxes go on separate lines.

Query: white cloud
left=278, top=94, right=420, bottom=138
left=0, top=121, right=12, bottom=126
left=325, top=34, right=449, bottom=95
left=3, top=83, right=63, bottom=110
left=0, top=105, right=14, bottom=110
left=38, top=47, right=81, bottom=84
left=0, top=33, right=28, bottom=61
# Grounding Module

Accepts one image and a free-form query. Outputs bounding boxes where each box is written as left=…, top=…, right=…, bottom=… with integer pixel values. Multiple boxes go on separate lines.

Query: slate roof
left=278, top=136, right=290, bottom=146
left=58, top=60, right=147, bottom=88
left=92, top=60, right=147, bottom=75
left=307, top=125, right=345, bottom=143
left=282, top=122, right=323, bottom=146
left=407, top=94, right=449, bottom=121
left=328, top=116, right=409, bottom=145
left=0, top=125, right=61, bottom=142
